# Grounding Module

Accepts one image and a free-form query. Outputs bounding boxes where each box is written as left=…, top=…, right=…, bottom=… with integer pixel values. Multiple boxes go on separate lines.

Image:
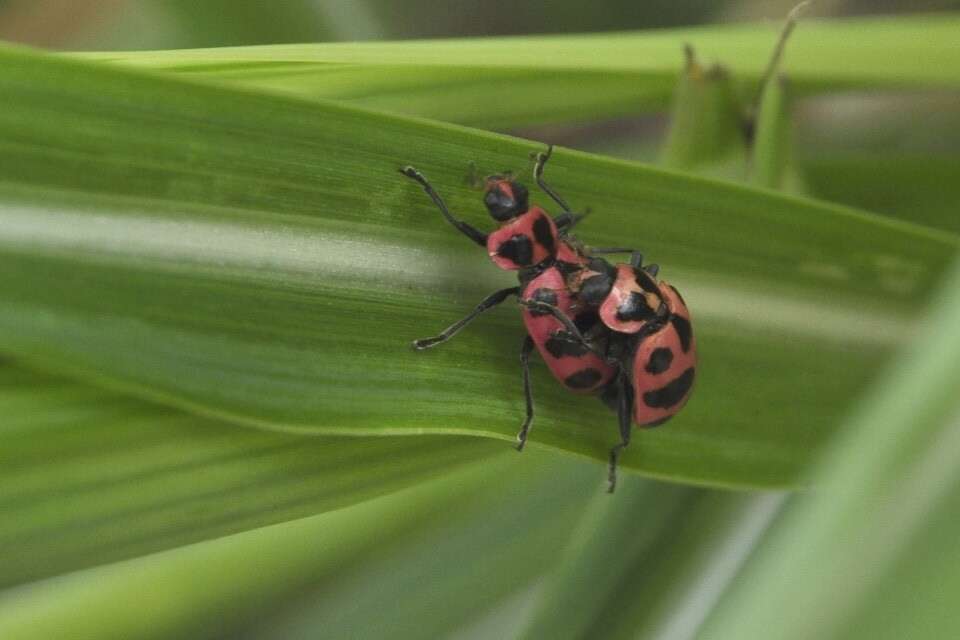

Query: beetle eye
left=484, top=179, right=529, bottom=221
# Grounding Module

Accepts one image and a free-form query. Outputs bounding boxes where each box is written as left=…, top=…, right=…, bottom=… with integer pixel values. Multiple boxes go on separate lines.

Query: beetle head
left=484, top=176, right=529, bottom=221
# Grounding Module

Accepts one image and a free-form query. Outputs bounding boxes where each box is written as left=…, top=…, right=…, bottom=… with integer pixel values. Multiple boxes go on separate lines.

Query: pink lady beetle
left=522, top=251, right=696, bottom=492
left=400, top=147, right=617, bottom=451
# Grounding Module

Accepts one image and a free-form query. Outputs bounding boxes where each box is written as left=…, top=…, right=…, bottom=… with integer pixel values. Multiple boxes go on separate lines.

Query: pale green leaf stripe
left=75, top=16, right=960, bottom=126
left=596, top=491, right=785, bottom=640
left=0, top=45, right=955, bottom=487
left=701, top=258, right=960, bottom=639
left=516, top=481, right=786, bottom=640
left=752, top=75, right=794, bottom=190
left=82, top=15, right=960, bottom=80
left=239, top=453, right=598, bottom=640
left=0, top=362, right=499, bottom=588
left=518, top=477, right=698, bottom=640
left=0, top=449, right=594, bottom=640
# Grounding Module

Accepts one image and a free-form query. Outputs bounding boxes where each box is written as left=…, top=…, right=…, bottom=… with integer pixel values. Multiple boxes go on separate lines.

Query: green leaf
left=749, top=4, right=806, bottom=192
left=517, top=477, right=699, bottom=640
left=803, top=152, right=960, bottom=234
left=512, top=482, right=785, bottom=640
left=700, top=257, right=960, bottom=639
left=240, top=452, right=599, bottom=640
left=794, top=91, right=960, bottom=233
left=659, top=46, right=748, bottom=176
left=0, top=448, right=593, bottom=640
left=751, top=74, right=801, bottom=191
left=0, top=361, right=499, bottom=587
left=596, top=490, right=785, bottom=640
left=0, top=45, right=956, bottom=488
left=78, top=15, right=960, bottom=127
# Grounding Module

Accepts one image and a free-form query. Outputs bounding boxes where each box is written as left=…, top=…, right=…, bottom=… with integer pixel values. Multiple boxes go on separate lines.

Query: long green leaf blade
left=700, top=257, right=960, bottom=639
left=0, top=449, right=592, bottom=640
left=0, top=361, right=498, bottom=587
left=517, top=477, right=698, bottom=640
left=660, top=48, right=747, bottom=174
left=752, top=74, right=798, bottom=191
left=240, top=453, right=598, bottom=640
left=803, top=152, right=960, bottom=234
left=77, top=15, right=960, bottom=127
left=0, top=45, right=955, bottom=487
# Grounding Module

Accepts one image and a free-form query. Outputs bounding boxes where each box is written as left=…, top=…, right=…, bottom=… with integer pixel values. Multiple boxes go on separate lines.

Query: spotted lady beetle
left=399, top=147, right=617, bottom=451
left=522, top=250, right=696, bottom=491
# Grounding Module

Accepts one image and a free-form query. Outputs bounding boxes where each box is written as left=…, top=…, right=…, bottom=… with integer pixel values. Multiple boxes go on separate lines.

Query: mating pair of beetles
left=400, top=147, right=696, bottom=492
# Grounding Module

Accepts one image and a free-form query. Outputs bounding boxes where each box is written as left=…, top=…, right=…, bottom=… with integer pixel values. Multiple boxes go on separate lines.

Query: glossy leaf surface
left=0, top=45, right=956, bottom=488
left=81, top=16, right=960, bottom=127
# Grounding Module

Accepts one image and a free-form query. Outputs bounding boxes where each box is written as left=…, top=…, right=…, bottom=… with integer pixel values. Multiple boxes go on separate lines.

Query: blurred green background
left=2, top=0, right=960, bottom=48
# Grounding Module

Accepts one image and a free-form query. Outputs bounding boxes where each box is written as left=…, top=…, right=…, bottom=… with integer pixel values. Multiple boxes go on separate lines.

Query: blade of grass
left=76, top=15, right=960, bottom=127
left=833, top=466, right=960, bottom=639
left=237, top=452, right=598, bottom=640
left=0, top=360, right=499, bottom=588
left=0, top=448, right=590, bottom=640
left=597, top=491, right=786, bottom=640
left=803, top=152, right=960, bottom=234
left=700, top=257, right=960, bottom=639
left=749, top=4, right=805, bottom=192
left=751, top=74, right=800, bottom=191
left=0, top=45, right=956, bottom=487
left=659, top=46, right=747, bottom=177
left=517, top=477, right=698, bottom=640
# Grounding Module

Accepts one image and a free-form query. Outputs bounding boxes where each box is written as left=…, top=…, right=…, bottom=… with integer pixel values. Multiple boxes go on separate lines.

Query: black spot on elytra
left=545, top=331, right=590, bottom=358
left=616, top=291, right=657, bottom=323
left=565, top=368, right=603, bottom=389
left=645, top=347, right=673, bottom=374
left=635, top=270, right=661, bottom=294
left=573, top=310, right=601, bottom=333
left=532, top=215, right=556, bottom=255
left=580, top=274, right=613, bottom=305
left=527, top=288, right=558, bottom=316
left=643, top=367, right=694, bottom=409
left=671, top=315, right=693, bottom=353
left=497, top=234, right=534, bottom=266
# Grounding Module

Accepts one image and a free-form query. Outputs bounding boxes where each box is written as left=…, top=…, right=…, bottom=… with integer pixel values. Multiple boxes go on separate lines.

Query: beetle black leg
left=608, top=371, right=634, bottom=493
left=555, top=209, right=590, bottom=233
left=629, top=251, right=644, bottom=268
left=399, top=166, right=488, bottom=247
left=534, top=145, right=574, bottom=215
left=517, top=299, right=606, bottom=359
left=413, top=287, right=520, bottom=350
left=643, top=263, right=660, bottom=277
left=516, top=335, right=535, bottom=452
left=517, top=299, right=621, bottom=367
